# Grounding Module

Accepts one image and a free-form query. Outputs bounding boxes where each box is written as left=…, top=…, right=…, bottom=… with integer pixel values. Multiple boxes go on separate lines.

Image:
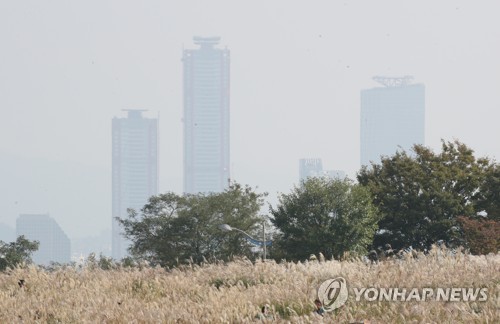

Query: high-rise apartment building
left=360, top=76, right=425, bottom=166
left=183, top=36, right=230, bottom=194
left=16, top=214, right=71, bottom=265
left=112, top=110, right=158, bottom=259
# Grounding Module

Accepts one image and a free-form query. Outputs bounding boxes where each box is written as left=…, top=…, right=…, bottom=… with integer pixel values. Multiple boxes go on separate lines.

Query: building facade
left=183, top=36, right=230, bottom=194
left=112, top=110, right=158, bottom=259
left=299, top=158, right=324, bottom=181
left=299, top=158, right=345, bottom=182
left=360, top=76, right=425, bottom=166
left=16, top=214, right=70, bottom=265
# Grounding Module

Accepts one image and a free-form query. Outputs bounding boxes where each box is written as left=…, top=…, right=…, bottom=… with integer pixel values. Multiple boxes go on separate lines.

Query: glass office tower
left=360, top=76, right=425, bottom=166
left=183, top=36, right=230, bottom=193
left=111, top=110, right=158, bottom=259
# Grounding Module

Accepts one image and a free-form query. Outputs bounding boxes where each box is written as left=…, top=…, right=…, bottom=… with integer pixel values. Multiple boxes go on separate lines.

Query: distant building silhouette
left=183, top=36, right=230, bottom=193
left=112, top=110, right=158, bottom=259
left=71, top=229, right=112, bottom=261
left=299, top=158, right=345, bottom=182
left=360, top=76, right=425, bottom=166
left=16, top=214, right=70, bottom=265
left=299, top=158, right=323, bottom=181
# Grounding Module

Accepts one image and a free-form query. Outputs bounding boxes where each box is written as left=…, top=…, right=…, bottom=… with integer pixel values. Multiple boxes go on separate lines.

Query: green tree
left=270, top=177, right=380, bottom=261
left=0, top=235, right=39, bottom=271
left=118, top=183, right=266, bottom=267
left=477, top=164, right=500, bottom=221
left=357, top=140, right=494, bottom=250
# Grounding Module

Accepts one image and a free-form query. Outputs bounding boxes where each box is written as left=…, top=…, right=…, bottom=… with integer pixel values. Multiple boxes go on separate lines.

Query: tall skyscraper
left=16, top=214, right=70, bottom=265
left=112, top=110, right=158, bottom=259
left=360, top=76, right=425, bottom=166
left=183, top=36, right=230, bottom=194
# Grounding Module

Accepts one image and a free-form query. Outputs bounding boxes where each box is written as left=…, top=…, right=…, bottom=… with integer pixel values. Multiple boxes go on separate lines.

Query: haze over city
left=1, top=0, right=499, bottom=253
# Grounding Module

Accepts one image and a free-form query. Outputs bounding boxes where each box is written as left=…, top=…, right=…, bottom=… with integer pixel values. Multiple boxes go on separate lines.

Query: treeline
left=357, top=140, right=499, bottom=254
left=2, top=140, right=499, bottom=270
left=119, top=139, right=498, bottom=265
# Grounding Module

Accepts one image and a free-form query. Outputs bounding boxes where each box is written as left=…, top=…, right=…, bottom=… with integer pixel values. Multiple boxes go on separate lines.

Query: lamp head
left=219, top=224, right=232, bottom=231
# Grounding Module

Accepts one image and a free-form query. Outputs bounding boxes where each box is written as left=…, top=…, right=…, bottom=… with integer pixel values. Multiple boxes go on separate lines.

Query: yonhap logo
left=318, top=277, right=348, bottom=311
left=317, top=277, right=489, bottom=313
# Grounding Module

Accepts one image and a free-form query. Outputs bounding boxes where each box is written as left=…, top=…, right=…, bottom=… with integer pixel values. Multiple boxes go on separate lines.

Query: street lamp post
left=219, top=223, right=269, bottom=260
left=262, top=222, right=266, bottom=260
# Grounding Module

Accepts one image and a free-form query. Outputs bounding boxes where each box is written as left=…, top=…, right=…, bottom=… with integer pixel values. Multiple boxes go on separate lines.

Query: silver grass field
left=0, top=247, right=498, bottom=323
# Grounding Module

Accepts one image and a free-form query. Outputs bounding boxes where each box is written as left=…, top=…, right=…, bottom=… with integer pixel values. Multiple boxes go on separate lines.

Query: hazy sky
left=1, top=1, right=499, bottom=239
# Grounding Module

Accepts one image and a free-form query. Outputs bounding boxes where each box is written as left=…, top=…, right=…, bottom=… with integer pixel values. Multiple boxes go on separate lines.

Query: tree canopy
left=477, top=163, right=500, bottom=221
left=457, top=216, right=499, bottom=255
left=0, top=235, right=39, bottom=271
left=118, top=183, right=266, bottom=267
left=270, top=177, right=380, bottom=261
left=357, top=140, right=496, bottom=250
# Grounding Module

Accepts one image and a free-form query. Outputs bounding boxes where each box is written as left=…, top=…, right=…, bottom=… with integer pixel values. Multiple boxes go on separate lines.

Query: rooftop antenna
left=372, top=75, right=414, bottom=87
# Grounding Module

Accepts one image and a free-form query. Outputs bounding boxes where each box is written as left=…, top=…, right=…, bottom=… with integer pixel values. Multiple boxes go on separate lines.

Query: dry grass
left=0, top=249, right=498, bottom=323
